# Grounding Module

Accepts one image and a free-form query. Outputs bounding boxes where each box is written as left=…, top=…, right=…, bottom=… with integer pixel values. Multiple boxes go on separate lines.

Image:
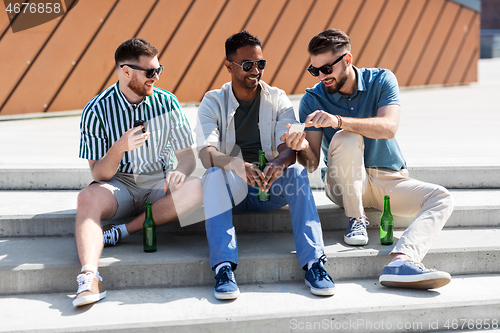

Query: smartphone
left=288, top=123, right=305, bottom=134
left=133, top=120, right=146, bottom=133
left=133, top=120, right=148, bottom=147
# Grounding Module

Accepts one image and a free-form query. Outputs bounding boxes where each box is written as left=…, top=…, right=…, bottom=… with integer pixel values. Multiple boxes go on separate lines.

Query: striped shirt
left=79, top=82, right=194, bottom=174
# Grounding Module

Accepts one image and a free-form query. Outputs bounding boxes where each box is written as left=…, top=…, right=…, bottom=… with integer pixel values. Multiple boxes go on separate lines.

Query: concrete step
left=1, top=274, right=499, bottom=333
left=1, top=165, right=500, bottom=190
left=1, top=189, right=499, bottom=237
left=1, top=228, right=499, bottom=295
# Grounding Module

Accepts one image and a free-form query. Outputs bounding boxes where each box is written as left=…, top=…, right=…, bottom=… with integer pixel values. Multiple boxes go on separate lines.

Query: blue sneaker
left=304, top=255, right=335, bottom=296
left=379, top=260, right=451, bottom=289
left=344, top=217, right=369, bottom=246
left=214, top=265, right=240, bottom=300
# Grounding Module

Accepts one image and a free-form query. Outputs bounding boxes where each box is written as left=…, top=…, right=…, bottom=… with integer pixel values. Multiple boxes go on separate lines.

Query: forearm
left=199, top=146, right=233, bottom=170
left=174, top=148, right=197, bottom=177
left=297, top=144, right=320, bottom=172
left=90, top=146, right=124, bottom=182
left=340, top=116, right=397, bottom=140
left=272, top=145, right=296, bottom=170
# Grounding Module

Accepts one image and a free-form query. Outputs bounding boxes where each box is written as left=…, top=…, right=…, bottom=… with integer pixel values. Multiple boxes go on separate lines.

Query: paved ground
left=1, top=58, right=499, bottom=169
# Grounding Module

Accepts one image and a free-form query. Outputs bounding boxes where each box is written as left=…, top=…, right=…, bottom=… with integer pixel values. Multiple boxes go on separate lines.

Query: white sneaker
left=73, top=271, right=106, bottom=307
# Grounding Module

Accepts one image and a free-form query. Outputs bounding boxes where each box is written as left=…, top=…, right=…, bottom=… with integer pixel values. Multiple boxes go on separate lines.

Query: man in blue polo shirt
left=282, top=29, right=454, bottom=290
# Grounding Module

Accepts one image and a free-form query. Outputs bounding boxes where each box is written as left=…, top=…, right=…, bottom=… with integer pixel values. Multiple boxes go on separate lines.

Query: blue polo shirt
left=299, top=66, right=406, bottom=180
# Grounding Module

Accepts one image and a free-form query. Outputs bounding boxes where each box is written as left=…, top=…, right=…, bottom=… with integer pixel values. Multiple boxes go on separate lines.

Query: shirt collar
left=115, top=81, right=152, bottom=109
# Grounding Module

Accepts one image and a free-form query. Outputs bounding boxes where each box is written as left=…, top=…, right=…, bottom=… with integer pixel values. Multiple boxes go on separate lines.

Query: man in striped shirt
left=73, top=38, right=202, bottom=307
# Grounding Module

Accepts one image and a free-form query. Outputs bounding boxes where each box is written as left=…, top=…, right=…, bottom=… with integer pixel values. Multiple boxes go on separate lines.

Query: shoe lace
left=103, top=225, right=119, bottom=245
left=76, top=271, right=103, bottom=294
left=217, top=266, right=235, bottom=285
left=412, top=261, right=435, bottom=273
left=312, top=255, right=333, bottom=282
left=347, top=217, right=369, bottom=236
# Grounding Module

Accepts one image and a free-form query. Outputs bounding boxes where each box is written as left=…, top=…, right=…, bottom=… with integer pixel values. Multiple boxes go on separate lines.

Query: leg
left=73, top=182, right=121, bottom=306
left=75, top=183, right=121, bottom=269
left=246, top=164, right=335, bottom=296
left=123, top=176, right=203, bottom=234
left=324, top=130, right=372, bottom=217
left=368, top=168, right=454, bottom=262
left=369, top=169, right=454, bottom=289
left=324, top=130, right=372, bottom=245
left=202, top=167, right=247, bottom=300
left=202, top=167, right=248, bottom=270
left=267, top=164, right=325, bottom=268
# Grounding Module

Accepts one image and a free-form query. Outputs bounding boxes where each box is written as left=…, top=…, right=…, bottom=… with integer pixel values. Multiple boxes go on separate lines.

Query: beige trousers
left=324, top=130, right=454, bottom=262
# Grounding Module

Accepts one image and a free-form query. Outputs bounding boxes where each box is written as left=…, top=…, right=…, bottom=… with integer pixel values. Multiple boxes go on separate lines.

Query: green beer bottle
left=257, top=150, right=270, bottom=202
left=143, top=202, right=157, bottom=252
left=380, top=195, right=394, bottom=245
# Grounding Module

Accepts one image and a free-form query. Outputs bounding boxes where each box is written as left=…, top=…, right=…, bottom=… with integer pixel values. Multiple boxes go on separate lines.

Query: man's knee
left=202, top=166, right=223, bottom=183
left=434, top=185, right=454, bottom=212
left=181, top=177, right=203, bottom=204
left=286, top=163, right=307, bottom=178
left=328, top=130, right=363, bottom=153
left=76, top=184, right=117, bottom=218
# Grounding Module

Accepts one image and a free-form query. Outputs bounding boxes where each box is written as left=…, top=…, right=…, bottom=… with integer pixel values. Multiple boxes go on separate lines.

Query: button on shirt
left=299, top=66, right=406, bottom=179
left=79, top=82, right=194, bottom=174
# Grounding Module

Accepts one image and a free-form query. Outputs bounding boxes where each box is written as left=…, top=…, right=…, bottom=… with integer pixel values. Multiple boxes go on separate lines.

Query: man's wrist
left=333, top=114, right=342, bottom=129
left=224, top=157, right=237, bottom=170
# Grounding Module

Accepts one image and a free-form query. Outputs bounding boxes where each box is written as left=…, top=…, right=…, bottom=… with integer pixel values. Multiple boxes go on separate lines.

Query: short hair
left=114, top=38, right=158, bottom=67
left=225, top=30, right=262, bottom=60
left=308, top=29, right=351, bottom=56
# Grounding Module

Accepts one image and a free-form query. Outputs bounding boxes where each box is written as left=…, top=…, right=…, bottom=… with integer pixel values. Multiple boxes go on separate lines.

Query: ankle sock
left=81, top=264, right=97, bottom=275
left=307, top=258, right=322, bottom=270
left=215, top=262, right=231, bottom=275
left=117, top=224, right=129, bottom=238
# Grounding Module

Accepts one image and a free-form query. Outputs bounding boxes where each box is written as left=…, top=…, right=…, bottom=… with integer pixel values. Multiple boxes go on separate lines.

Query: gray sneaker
left=344, top=217, right=369, bottom=246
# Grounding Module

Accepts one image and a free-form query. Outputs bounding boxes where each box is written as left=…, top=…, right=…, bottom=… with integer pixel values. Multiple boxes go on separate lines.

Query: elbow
left=200, top=159, right=212, bottom=170
left=384, top=131, right=396, bottom=140
left=198, top=150, right=212, bottom=170
left=305, top=162, right=319, bottom=173
left=382, top=124, right=398, bottom=140
left=91, top=172, right=112, bottom=183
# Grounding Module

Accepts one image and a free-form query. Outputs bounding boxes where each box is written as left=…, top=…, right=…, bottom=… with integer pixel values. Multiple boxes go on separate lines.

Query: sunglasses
left=231, top=59, right=267, bottom=72
left=120, top=64, right=164, bottom=78
left=307, top=53, right=347, bottom=77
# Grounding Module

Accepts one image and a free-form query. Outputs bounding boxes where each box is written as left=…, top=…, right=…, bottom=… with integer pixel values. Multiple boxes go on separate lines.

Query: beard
left=128, top=73, right=154, bottom=97
left=324, top=63, right=348, bottom=95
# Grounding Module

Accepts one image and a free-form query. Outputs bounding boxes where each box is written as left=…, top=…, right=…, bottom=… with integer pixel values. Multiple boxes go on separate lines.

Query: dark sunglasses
left=231, top=59, right=267, bottom=72
left=120, top=64, right=164, bottom=78
left=307, top=53, right=347, bottom=77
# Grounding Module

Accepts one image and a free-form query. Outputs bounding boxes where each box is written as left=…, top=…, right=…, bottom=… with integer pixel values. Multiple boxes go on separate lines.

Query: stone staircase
left=0, top=164, right=499, bottom=333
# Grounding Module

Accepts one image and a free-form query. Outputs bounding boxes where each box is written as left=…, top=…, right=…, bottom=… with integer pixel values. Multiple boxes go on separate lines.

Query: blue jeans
left=202, top=164, right=325, bottom=270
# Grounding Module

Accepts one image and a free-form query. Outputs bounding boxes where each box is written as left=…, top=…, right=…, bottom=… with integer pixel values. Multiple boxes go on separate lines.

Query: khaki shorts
left=91, top=172, right=166, bottom=220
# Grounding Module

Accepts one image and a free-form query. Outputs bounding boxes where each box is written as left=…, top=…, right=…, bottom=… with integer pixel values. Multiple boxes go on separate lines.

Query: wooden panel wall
left=0, top=0, right=480, bottom=115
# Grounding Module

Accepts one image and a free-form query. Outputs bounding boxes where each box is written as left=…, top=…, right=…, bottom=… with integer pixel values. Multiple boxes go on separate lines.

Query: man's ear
left=345, top=53, right=353, bottom=67
left=224, top=60, right=232, bottom=73
left=119, top=64, right=131, bottom=78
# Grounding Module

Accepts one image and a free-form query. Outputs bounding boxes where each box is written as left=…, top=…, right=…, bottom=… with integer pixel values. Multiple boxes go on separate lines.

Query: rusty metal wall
left=0, top=0, right=480, bottom=115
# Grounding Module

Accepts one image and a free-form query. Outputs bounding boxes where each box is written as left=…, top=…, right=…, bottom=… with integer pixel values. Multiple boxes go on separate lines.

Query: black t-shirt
left=233, top=88, right=263, bottom=164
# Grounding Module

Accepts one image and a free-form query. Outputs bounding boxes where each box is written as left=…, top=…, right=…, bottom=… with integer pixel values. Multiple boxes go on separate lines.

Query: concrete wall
left=0, top=0, right=480, bottom=115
